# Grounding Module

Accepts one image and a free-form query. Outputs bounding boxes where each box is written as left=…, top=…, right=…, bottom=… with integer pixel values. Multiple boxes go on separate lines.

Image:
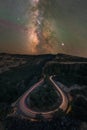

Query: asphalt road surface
left=12, top=76, right=69, bottom=120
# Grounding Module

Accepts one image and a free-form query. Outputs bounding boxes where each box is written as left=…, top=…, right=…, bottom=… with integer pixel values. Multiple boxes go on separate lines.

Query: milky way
left=0, top=0, right=87, bottom=57
left=27, top=0, right=59, bottom=54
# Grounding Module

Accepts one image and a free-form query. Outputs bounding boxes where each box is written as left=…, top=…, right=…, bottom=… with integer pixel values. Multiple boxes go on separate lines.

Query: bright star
left=61, top=43, right=65, bottom=46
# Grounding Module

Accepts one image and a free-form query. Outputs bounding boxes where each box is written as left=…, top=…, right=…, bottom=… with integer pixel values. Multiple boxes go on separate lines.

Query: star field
left=0, top=0, right=87, bottom=57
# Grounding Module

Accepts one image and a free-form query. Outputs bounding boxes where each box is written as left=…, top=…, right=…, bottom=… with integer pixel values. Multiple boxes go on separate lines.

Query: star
left=17, top=18, right=20, bottom=21
left=61, top=43, right=65, bottom=46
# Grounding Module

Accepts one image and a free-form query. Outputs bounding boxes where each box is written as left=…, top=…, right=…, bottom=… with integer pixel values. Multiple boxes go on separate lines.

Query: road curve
left=49, top=76, right=68, bottom=111
left=13, top=76, right=69, bottom=119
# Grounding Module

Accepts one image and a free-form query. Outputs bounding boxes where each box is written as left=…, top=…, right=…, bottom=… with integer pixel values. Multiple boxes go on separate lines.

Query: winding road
left=12, top=76, right=69, bottom=120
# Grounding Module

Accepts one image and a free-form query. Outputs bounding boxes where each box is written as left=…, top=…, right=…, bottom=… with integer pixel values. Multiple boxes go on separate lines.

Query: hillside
left=0, top=53, right=87, bottom=130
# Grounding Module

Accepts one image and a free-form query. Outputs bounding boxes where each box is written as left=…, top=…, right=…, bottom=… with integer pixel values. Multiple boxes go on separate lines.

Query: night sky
left=0, top=0, right=87, bottom=57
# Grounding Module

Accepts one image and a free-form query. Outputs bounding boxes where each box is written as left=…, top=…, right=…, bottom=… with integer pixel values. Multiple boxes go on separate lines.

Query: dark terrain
left=0, top=53, right=87, bottom=130
left=28, top=82, right=60, bottom=111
